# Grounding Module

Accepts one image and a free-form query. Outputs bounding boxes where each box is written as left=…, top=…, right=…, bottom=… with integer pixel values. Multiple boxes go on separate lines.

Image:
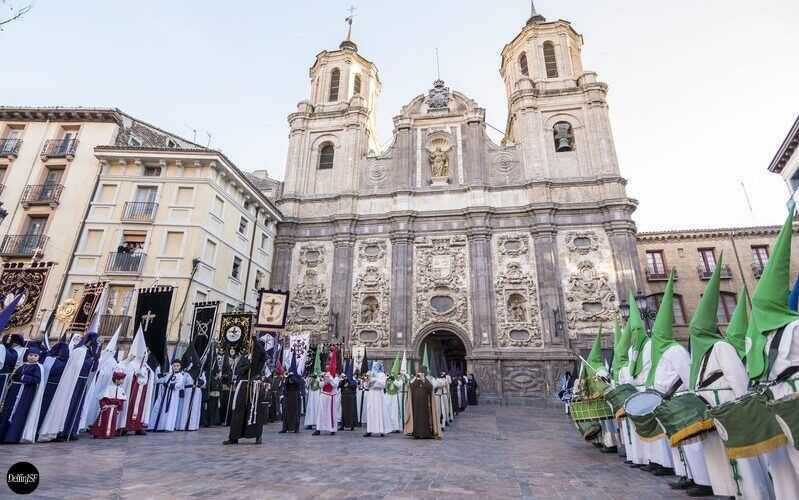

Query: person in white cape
left=118, top=326, right=154, bottom=435
left=364, top=361, right=387, bottom=437
left=82, top=325, right=122, bottom=433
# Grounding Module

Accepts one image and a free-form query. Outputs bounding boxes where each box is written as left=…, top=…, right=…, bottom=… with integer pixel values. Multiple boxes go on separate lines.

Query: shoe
left=278, top=429, right=287, bottom=434
left=685, top=485, right=713, bottom=497
left=135, top=430, right=147, bottom=436
left=379, top=433, right=385, bottom=437
left=223, top=439, right=238, bottom=445
left=305, top=425, right=313, bottom=430
left=255, top=437, right=262, bottom=444
left=330, top=432, right=336, bottom=436
left=669, top=478, right=695, bottom=490
left=628, top=463, right=644, bottom=468
left=312, top=431, right=320, bottom=436
left=363, top=432, right=372, bottom=437
left=600, top=446, right=617, bottom=454
left=653, top=466, right=675, bottom=477
left=642, top=463, right=658, bottom=473
left=623, top=460, right=633, bottom=465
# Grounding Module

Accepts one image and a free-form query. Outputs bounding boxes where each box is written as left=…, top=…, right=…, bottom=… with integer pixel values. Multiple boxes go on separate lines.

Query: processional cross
left=265, top=297, right=280, bottom=317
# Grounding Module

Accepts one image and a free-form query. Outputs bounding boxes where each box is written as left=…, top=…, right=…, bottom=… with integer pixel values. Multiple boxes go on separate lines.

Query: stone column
left=270, top=232, right=295, bottom=292
left=390, top=229, right=413, bottom=348
left=467, top=221, right=495, bottom=348
left=604, top=219, right=644, bottom=298
left=531, top=220, right=566, bottom=346
left=331, top=235, right=355, bottom=343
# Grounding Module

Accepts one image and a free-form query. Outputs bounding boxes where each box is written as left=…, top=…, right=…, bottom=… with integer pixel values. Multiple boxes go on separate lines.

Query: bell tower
left=282, top=14, right=381, bottom=198
left=499, top=4, right=621, bottom=181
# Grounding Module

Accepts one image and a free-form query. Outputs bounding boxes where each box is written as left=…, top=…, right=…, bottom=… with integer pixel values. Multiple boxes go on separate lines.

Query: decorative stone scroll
left=564, top=231, right=600, bottom=256
left=286, top=242, right=334, bottom=341
left=350, top=239, right=391, bottom=346
left=493, top=233, right=543, bottom=348
left=413, top=235, right=471, bottom=338
left=564, top=260, right=618, bottom=336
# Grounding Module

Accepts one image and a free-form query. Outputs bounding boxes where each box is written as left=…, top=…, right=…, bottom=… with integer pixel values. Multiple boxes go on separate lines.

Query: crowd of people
left=562, top=209, right=799, bottom=499
left=0, top=298, right=480, bottom=445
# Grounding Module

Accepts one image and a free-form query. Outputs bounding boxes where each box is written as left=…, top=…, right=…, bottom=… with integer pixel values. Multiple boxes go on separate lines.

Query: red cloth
left=124, top=376, right=147, bottom=432
left=90, top=397, right=124, bottom=439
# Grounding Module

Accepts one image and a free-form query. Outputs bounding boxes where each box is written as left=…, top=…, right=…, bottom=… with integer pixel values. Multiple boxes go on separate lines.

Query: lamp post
left=619, top=290, right=656, bottom=333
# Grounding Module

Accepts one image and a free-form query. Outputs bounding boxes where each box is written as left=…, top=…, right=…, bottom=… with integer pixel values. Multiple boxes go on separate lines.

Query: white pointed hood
left=400, top=351, right=408, bottom=377
left=122, top=325, right=147, bottom=366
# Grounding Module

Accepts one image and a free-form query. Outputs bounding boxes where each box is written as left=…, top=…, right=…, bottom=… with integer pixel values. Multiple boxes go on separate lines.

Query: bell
left=556, top=137, right=572, bottom=152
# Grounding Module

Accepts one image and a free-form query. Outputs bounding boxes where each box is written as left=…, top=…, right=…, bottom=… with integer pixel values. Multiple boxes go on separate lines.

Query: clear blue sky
left=3, top=0, right=798, bottom=231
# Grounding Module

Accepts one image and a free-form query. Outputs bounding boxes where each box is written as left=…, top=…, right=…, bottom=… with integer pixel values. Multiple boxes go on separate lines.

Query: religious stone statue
left=508, top=295, right=527, bottom=322
left=429, top=146, right=450, bottom=178
left=361, top=297, right=379, bottom=323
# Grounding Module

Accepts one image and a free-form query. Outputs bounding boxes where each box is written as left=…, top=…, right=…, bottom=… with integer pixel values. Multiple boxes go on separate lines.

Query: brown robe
left=403, top=376, right=441, bottom=439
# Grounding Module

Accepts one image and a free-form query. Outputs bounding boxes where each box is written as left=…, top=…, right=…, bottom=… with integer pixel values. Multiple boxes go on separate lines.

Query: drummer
left=644, top=272, right=713, bottom=496
left=745, top=209, right=799, bottom=494
left=580, top=329, right=617, bottom=452
left=689, top=258, right=771, bottom=498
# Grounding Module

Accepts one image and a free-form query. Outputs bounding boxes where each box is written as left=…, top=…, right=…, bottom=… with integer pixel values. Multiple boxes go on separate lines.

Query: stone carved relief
left=286, top=242, right=334, bottom=341
left=350, top=239, right=391, bottom=346
left=564, top=231, right=600, bottom=256
left=564, top=260, right=618, bottom=337
left=424, top=130, right=453, bottom=182
left=494, top=151, right=519, bottom=174
left=502, top=363, right=546, bottom=396
left=367, top=164, right=388, bottom=184
left=413, top=235, right=471, bottom=339
left=473, top=361, right=498, bottom=395
left=425, top=79, right=451, bottom=112
left=493, top=233, right=543, bottom=348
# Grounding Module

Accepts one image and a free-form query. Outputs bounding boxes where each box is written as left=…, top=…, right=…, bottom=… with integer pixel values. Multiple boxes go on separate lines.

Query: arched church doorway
left=419, top=330, right=467, bottom=375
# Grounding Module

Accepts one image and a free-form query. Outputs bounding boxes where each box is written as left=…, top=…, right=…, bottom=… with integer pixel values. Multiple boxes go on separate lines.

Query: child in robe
left=90, top=370, right=126, bottom=439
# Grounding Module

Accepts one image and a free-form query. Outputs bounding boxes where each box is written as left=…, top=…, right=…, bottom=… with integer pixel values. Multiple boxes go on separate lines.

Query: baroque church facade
left=270, top=10, right=642, bottom=402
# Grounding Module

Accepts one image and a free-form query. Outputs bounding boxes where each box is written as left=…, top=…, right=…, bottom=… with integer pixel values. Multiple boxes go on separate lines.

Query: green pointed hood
left=725, top=288, right=749, bottom=360
left=312, top=346, right=322, bottom=376
left=611, top=320, right=631, bottom=382
left=747, top=209, right=799, bottom=380
left=646, top=272, right=679, bottom=386
left=390, top=352, right=401, bottom=377
left=688, top=254, right=724, bottom=389
left=629, top=292, right=649, bottom=378
left=422, top=344, right=430, bottom=372
left=585, top=326, right=605, bottom=375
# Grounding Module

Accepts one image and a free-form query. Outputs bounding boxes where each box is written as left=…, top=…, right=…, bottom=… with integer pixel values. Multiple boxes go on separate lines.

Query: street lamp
left=619, top=290, right=656, bottom=333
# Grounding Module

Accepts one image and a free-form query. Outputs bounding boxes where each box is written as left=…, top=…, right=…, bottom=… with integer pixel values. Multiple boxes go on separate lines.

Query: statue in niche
left=361, top=296, right=379, bottom=323
left=508, top=294, right=527, bottom=322
left=429, top=146, right=450, bottom=178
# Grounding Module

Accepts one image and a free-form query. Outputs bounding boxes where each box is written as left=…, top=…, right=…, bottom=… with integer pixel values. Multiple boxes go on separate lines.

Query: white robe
left=38, top=345, right=89, bottom=442
left=150, top=371, right=187, bottom=432
left=304, top=378, right=320, bottom=428
left=697, top=341, right=772, bottom=499
left=357, top=384, right=367, bottom=424
left=763, top=319, right=799, bottom=497
left=82, top=355, right=120, bottom=431
left=383, top=378, right=403, bottom=433
left=365, top=372, right=386, bottom=434
left=316, top=376, right=339, bottom=433
left=177, top=373, right=204, bottom=431
left=118, top=361, right=154, bottom=429
left=651, top=344, right=708, bottom=484
left=618, top=365, right=643, bottom=464
left=630, top=340, right=653, bottom=465
left=433, top=377, right=448, bottom=429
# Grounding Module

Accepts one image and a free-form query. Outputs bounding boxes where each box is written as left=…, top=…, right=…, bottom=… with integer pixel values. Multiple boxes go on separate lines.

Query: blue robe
left=37, top=347, right=69, bottom=431
left=0, top=347, right=21, bottom=401
left=0, top=364, right=42, bottom=443
left=58, top=349, right=96, bottom=440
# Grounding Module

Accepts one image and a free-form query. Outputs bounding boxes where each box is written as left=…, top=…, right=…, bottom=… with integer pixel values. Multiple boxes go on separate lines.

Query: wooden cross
left=264, top=296, right=280, bottom=317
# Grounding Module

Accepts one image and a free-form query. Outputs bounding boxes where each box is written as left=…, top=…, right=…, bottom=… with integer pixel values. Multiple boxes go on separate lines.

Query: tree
left=0, top=1, right=32, bottom=31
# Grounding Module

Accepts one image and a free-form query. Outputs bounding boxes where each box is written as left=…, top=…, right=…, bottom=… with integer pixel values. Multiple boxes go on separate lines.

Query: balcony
left=645, top=267, right=676, bottom=282
left=698, top=264, right=733, bottom=280
left=21, top=184, right=63, bottom=207
left=0, top=234, right=48, bottom=257
left=105, top=252, right=145, bottom=274
left=99, top=314, right=132, bottom=337
left=752, top=261, right=766, bottom=279
left=121, top=201, right=158, bottom=222
left=0, top=138, right=21, bottom=160
left=40, top=138, right=78, bottom=160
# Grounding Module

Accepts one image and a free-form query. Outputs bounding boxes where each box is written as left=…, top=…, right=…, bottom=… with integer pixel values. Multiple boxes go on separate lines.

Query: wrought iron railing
left=106, top=252, right=146, bottom=274
left=41, top=138, right=78, bottom=159
left=697, top=264, right=733, bottom=280
left=0, top=138, right=21, bottom=157
left=645, top=267, right=675, bottom=281
left=0, top=234, right=48, bottom=257
left=21, top=184, right=63, bottom=205
left=121, top=201, right=158, bottom=222
left=99, top=314, right=132, bottom=337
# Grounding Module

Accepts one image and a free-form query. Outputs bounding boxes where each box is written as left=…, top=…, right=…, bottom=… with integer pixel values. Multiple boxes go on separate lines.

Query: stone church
left=270, top=9, right=641, bottom=402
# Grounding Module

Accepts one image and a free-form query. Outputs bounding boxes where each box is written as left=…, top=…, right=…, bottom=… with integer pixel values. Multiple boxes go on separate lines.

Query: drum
left=707, top=391, right=787, bottom=459
left=603, top=384, right=637, bottom=419
left=570, top=398, right=613, bottom=441
left=654, top=393, right=714, bottom=447
left=624, top=390, right=664, bottom=441
left=768, top=391, right=799, bottom=450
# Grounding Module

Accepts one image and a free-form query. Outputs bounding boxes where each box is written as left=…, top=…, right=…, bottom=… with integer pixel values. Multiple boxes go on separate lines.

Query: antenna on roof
left=206, top=132, right=212, bottom=148
left=184, top=124, right=197, bottom=143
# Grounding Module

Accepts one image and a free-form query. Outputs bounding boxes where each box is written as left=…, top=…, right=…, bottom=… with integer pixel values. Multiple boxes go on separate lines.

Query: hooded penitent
left=0, top=294, right=23, bottom=333
left=390, top=352, right=401, bottom=378
left=422, top=344, right=430, bottom=373
left=645, top=271, right=679, bottom=386
left=628, top=292, right=649, bottom=378
left=746, top=209, right=799, bottom=380
left=359, top=348, right=368, bottom=376
left=326, top=345, right=338, bottom=375
left=725, top=288, right=749, bottom=360
left=345, top=358, right=356, bottom=386
left=611, top=320, right=630, bottom=383
left=688, top=254, right=724, bottom=389
left=312, top=346, right=322, bottom=377
left=585, top=326, right=605, bottom=376
left=400, top=351, right=408, bottom=377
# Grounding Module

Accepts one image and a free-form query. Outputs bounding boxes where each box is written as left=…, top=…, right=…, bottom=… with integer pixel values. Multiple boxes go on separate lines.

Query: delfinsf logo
left=6, top=462, right=39, bottom=495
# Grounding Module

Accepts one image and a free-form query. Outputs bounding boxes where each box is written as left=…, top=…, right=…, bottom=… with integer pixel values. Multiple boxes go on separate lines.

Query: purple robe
left=0, top=364, right=42, bottom=443
left=58, top=348, right=97, bottom=440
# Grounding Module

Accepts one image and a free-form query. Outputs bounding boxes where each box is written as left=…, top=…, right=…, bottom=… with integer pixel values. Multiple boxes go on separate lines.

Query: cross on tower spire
left=340, top=5, right=359, bottom=51
left=527, top=0, right=546, bottom=25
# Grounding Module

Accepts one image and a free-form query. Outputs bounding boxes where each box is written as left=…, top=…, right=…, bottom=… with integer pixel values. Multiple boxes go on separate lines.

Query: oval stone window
left=509, top=329, right=530, bottom=342
left=299, top=306, right=316, bottom=318
left=364, top=245, right=380, bottom=257
left=305, top=250, right=320, bottom=262
left=430, top=295, right=455, bottom=314
left=581, top=302, right=603, bottom=314
left=573, top=237, right=591, bottom=249
left=359, top=330, right=379, bottom=342
left=504, top=240, right=522, bottom=252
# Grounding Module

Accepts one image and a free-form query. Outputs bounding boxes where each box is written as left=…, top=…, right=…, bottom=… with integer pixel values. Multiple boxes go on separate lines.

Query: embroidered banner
left=134, top=286, right=174, bottom=371
left=218, top=312, right=253, bottom=356
left=282, top=332, right=310, bottom=376
left=68, top=281, right=107, bottom=332
left=256, top=289, right=289, bottom=329
left=189, top=301, right=219, bottom=362
left=0, top=262, right=56, bottom=328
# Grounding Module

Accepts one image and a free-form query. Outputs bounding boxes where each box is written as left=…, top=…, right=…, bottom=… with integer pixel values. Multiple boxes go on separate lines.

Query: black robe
left=228, top=341, right=268, bottom=441
left=202, top=358, right=223, bottom=427
left=467, top=377, right=479, bottom=405
left=281, top=374, right=303, bottom=432
left=219, top=355, right=235, bottom=426
left=449, top=378, right=460, bottom=415
left=410, top=377, right=435, bottom=439
left=339, top=378, right=357, bottom=429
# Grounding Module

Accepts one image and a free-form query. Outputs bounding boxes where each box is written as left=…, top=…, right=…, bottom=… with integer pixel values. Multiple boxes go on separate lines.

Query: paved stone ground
left=0, top=402, right=714, bottom=499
